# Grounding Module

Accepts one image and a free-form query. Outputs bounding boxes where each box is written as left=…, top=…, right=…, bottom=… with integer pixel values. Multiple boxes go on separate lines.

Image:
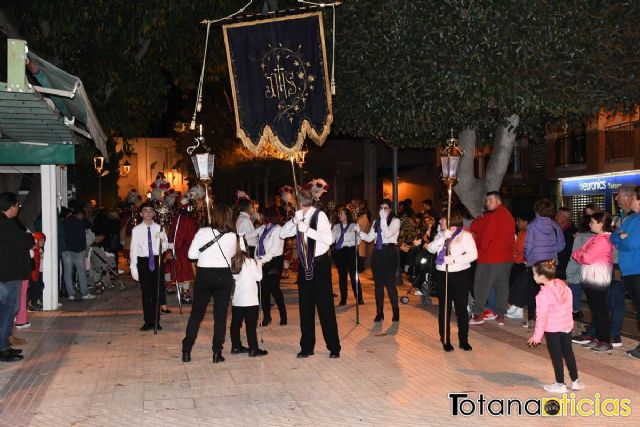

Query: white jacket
left=232, top=258, right=263, bottom=307
left=427, top=228, right=478, bottom=272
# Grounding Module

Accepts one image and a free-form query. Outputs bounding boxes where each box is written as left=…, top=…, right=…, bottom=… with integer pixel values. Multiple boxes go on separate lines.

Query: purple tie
left=147, top=226, right=155, bottom=271
left=375, top=225, right=383, bottom=250
left=336, top=224, right=347, bottom=250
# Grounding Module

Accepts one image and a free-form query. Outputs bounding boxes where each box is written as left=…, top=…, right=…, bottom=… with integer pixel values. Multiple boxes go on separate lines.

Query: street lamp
left=188, top=125, right=215, bottom=224
left=93, top=156, right=107, bottom=208
left=121, top=160, right=131, bottom=177
left=440, top=129, right=464, bottom=350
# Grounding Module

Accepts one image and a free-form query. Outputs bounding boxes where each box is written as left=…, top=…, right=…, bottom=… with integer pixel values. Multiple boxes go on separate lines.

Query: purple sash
left=297, top=209, right=320, bottom=280
left=436, top=226, right=462, bottom=266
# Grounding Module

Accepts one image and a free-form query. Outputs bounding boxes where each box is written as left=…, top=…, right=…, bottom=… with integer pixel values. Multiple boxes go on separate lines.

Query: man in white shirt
left=130, top=203, right=168, bottom=331
left=280, top=189, right=341, bottom=358
left=236, top=198, right=259, bottom=257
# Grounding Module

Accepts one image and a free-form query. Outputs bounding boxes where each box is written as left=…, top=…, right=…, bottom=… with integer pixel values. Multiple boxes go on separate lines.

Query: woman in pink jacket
left=528, top=260, right=585, bottom=394
left=571, top=211, right=614, bottom=352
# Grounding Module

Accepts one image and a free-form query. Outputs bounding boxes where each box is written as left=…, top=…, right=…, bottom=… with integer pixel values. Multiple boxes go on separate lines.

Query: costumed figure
left=303, top=178, right=329, bottom=210
left=280, top=189, right=341, bottom=359
left=235, top=191, right=258, bottom=257
left=278, top=185, right=296, bottom=278
left=150, top=172, right=171, bottom=203
left=168, top=197, right=199, bottom=303
left=187, top=185, right=206, bottom=226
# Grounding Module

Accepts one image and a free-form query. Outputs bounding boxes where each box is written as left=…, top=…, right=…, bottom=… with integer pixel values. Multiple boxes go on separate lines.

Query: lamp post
left=188, top=125, right=215, bottom=224
left=93, top=156, right=107, bottom=208
left=440, top=129, right=464, bottom=349
left=121, top=160, right=131, bottom=177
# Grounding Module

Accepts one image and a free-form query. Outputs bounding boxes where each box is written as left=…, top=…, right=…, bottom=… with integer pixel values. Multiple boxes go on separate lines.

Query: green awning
left=0, top=141, right=75, bottom=164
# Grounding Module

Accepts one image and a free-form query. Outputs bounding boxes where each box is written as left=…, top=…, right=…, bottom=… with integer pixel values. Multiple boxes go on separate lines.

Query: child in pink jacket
left=528, top=259, right=585, bottom=394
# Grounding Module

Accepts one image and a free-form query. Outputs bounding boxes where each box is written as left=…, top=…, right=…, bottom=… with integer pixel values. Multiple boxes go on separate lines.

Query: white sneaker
left=82, top=294, right=97, bottom=300
left=506, top=307, right=524, bottom=319
left=571, top=380, right=586, bottom=391
left=118, top=269, right=125, bottom=274
left=15, top=322, right=31, bottom=329
left=506, top=305, right=517, bottom=314
left=543, top=383, right=567, bottom=393
left=413, top=289, right=424, bottom=296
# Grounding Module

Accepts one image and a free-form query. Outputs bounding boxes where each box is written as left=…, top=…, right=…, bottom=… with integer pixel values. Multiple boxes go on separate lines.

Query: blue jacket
left=524, top=216, right=565, bottom=266
left=611, top=213, right=640, bottom=276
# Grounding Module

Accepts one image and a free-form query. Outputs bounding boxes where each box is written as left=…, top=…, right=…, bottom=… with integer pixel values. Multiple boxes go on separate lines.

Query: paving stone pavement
left=1, top=267, right=639, bottom=426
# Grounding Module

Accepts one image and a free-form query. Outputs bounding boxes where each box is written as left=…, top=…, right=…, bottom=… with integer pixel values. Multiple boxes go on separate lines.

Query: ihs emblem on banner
left=260, top=43, right=316, bottom=123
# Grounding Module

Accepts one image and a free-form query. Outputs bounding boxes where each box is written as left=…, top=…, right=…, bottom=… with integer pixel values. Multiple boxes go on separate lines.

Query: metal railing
left=605, top=122, right=636, bottom=160
left=556, top=133, right=587, bottom=166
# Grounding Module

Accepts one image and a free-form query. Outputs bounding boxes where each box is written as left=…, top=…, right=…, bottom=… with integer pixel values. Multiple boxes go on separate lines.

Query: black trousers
left=298, top=254, right=341, bottom=353
left=508, top=267, right=529, bottom=307
left=333, top=247, right=362, bottom=303
left=623, top=275, right=640, bottom=337
left=545, top=331, right=579, bottom=383
left=137, top=256, right=161, bottom=326
left=371, top=245, right=399, bottom=313
left=583, top=286, right=611, bottom=342
left=230, top=305, right=259, bottom=350
left=182, top=267, right=233, bottom=352
left=435, top=268, right=472, bottom=345
left=261, top=256, right=287, bottom=322
left=525, top=270, right=539, bottom=320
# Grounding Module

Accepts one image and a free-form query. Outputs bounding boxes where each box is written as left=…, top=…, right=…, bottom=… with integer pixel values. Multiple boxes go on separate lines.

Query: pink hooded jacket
left=532, top=278, right=574, bottom=343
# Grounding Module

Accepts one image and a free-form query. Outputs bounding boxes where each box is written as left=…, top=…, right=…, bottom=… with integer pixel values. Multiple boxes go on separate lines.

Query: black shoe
left=460, top=343, right=473, bottom=351
left=296, top=351, right=314, bottom=358
left=358, top=300, right=365, bottom=305
left=248, top=348, right=268, bottom=357
left=338, top=300, right=347, bottom=306
left=329, top=352, right=340, bottom=359
left=182, top=351, right=191, bottom=362
left=374, top=312, right=384, bottom=322
left=8, top=348, right=22, bottom=355
left=442, top=343, right=454, bottom=352
left=261, top=319, right=272, bottom=327
left=156, top=324, right=163, bottom=331
left=0, top=350, right=24, bottom=362
left=212, top=352, right=225, bottom=363
left=161, top=308, right=172, bottom=314
left=140, top=324, right=151, bottom=331
left=280, top=319, right=287, bottom=326
left=392, top=307, right=399, bottom=322
left=231, top=345, right=249, bottom=354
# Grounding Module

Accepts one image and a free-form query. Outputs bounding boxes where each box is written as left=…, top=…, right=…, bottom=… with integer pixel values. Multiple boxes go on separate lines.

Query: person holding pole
left=280, top=189, right=341, bottom=359
left=130, top=203, right=168, bottom=331
left=332, top=206, right=363, bottom=306
left=357, top=199, right=401, bottom=322
left=428, top=206, right=477, bottom=352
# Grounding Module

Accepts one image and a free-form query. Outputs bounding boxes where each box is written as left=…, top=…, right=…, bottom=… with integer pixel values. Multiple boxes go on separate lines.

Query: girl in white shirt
left=182, top=205, right=238, bottom=364
left=358, top=199, right=402, bottom=322
left=255, top=207, right=287, bottom=326
left=230, top=248, right=268, bottom=357
left=427, top=206, right=478, bottom=352
left=332, top=206, right=363, bottom=306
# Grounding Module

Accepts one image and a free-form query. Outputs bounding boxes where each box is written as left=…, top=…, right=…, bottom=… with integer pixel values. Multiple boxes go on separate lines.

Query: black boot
left=182, top=350, right=191, bottom=362
left=279, top=309, right=288, bottom=326
left=392, top=307, right=399, bottom=322
left=212, top=352, right=225, bottom=363
left=374, top=310, right=384, bottom=322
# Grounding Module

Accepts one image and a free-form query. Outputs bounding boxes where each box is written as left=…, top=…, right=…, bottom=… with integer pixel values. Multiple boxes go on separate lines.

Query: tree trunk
left=454, top=114, right=520, bottom=218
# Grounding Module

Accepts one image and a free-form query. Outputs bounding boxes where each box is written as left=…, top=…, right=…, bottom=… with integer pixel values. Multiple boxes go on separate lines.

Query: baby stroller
left=401, top=246, right=436, bottom=306
left=88, top=246, right=125, bottom=293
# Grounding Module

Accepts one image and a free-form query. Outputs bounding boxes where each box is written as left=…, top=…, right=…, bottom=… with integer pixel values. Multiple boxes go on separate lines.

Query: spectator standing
left=469, top=192, right=516, bottom=325
left=556, top=207, right=577, bottom=281
left=62, top=208, right=95, bottom=301
left=0, top=192, right=34, bottom=362
left=610, top=185, right=640, bottom=359
left=572, top=212, right=614, bottom=352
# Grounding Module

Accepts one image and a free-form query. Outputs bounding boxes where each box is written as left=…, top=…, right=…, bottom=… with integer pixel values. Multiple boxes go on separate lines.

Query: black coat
left=0, top=213, right=35, bottom=282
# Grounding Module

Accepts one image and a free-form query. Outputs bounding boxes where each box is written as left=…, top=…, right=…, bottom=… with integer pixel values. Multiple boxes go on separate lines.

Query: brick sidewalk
left=1, top=268, right=638, bottom=426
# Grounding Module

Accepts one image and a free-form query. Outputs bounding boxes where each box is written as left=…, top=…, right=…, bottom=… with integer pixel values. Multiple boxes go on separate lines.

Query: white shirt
left=255, top=223, right=284, bottom=264
left=280, top=207, right=332, bottom=257
left=332, top=222, right=357, bottom=248
left=232, top=258, right=263, bottom=307
left=129, top=221, right=168, bottom=281
left=427, top=228, right=478, bottom=272
left=188, top=228, right=238, bottom=268
left=236, top=212, right=258, bottom=247
left=359, top=218, right=401, bottom=245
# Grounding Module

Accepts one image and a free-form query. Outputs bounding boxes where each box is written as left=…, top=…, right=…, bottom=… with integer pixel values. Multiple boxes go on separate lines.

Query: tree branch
left=454, top=128, right=485, bottom=217
left=485, top=114, right=520, bottom=192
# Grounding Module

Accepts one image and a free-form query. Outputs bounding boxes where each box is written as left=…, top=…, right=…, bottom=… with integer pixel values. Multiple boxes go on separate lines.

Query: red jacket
left=470, top=204, right=515, bottom=264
